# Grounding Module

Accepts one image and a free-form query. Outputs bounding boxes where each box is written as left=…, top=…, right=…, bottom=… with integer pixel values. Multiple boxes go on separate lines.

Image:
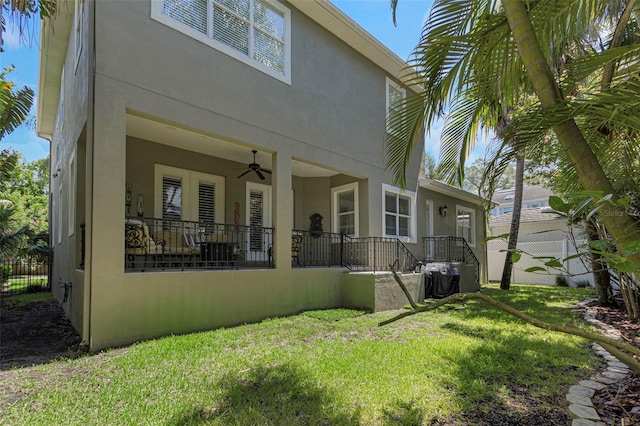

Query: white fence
left=487, top=239, right=594, bottom=286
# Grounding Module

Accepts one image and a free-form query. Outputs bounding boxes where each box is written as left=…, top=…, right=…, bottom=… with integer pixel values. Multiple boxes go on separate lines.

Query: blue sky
left=1, top=0, right=485, bottom=163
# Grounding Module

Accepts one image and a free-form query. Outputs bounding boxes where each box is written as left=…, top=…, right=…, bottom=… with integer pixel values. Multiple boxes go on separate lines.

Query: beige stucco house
left=37, top=0, right=487, bottom=351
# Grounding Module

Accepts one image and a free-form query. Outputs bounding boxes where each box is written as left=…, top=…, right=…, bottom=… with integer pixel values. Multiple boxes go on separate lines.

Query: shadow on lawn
left=168, top=363, right=362, bottom=425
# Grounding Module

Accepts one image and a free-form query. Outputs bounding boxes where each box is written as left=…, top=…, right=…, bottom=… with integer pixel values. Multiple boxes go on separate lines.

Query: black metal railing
left=422, top=236, right=480, bottom=285
left=125, top=217, right=273, bottom=271
left=342, top=236, right=419, bottom=273
left=290, top=230, right=344, bottom=268
left=123, top=217, right=423, bottom=274
left=0, top=257, right=52, bottom=297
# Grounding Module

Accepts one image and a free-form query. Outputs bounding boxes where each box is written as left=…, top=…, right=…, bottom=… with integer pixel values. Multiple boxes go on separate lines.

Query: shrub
left=555, top=275, right=569, bottom=287
left=0, top=264, right=12, bottom=283
left=575, top=279, right=591, bottom=288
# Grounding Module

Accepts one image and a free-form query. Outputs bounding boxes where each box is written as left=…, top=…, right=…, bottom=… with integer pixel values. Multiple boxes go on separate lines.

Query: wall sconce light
left=439, top=205, right=448, bottom=218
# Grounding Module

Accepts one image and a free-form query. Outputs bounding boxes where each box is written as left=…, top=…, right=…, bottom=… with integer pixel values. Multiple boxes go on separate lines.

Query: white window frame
left=74, top=0, right=84, bottom=73
left=57, top=184, right=63, bottom=244
left=382, top=183, right=416, bottom=243
left=425, top=199, right=434, bottom=238
left=331, top=182, right=359, bottom=237
left=68, top=150, right=76, bottom=237
left=151, top=0, right=291, bottom=84
left=154, top=164, right=225, bottom=223
left=386, top=77, right=406, bottom=133
left=456, top=204, right=476, bottom=247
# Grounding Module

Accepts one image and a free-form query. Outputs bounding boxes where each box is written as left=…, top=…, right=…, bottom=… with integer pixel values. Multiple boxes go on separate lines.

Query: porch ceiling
left=126, top=113, right=338, bottom=178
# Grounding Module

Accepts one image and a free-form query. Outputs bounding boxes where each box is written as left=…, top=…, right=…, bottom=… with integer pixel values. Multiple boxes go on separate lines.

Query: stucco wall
left=342, top=272, right=423, bottom=312
left=90, top=268, right=344, bottom=350
left=93, top=0, right=421, bottom=186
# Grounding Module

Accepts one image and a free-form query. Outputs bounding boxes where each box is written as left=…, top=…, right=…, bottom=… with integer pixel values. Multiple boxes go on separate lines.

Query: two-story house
left=37, top=0, right=487, bottom=351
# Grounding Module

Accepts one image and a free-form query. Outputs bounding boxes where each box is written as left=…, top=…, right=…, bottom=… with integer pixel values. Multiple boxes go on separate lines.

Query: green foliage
left=0, top=263, right=11, bottom=282
left=555, top=275, right=570, bottom=287
left=0, top=66, right=34, bottom=139
left=0, top=1, right=57, bottom=52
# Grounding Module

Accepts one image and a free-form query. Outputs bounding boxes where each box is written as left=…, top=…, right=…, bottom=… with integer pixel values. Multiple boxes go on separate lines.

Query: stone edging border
left=567, top=299, right=631, bottom=426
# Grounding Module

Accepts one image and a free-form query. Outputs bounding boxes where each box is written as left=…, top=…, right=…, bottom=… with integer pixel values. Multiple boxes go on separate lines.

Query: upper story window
left=153, top=0, right=291, bottom=84
left=386, top=77, right=406, bottom=133
left=383, top=184, right=416, bottom=242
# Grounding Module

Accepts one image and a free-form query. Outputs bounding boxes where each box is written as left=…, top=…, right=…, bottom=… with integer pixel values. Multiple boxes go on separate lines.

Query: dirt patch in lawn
left=0, top=296, right=82, bottom=371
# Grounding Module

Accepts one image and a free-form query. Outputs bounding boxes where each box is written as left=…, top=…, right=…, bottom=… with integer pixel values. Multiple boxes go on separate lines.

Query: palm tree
left=387, top=0, right=640, bottom=269
left=0, top=66, right=34, bottom=141
left=0, top=0, right=57, bottom=52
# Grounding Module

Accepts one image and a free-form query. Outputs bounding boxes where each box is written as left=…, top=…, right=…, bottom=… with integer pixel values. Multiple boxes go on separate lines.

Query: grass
left=0, top=291, right=54, bottom=309
left=5, top=277, right=49, bottom=292
left=0, top=284, right=599, bottom=425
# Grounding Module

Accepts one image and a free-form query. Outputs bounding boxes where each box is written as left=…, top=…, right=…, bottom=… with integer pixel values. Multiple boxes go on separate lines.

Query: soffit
left=36, top=0, right=73, bottom=139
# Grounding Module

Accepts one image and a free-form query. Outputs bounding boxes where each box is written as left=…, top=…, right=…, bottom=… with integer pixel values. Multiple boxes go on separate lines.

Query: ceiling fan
left=237, top=150, right=271, bottom=180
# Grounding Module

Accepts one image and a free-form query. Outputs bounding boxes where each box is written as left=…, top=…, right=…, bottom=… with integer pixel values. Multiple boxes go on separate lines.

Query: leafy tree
left=0, top=0, right=57, bottom=52
left=0, top=66, right=33, bottom=140
left=424, top=151, right=438, bottom=179
left=387, top=0, right=640, bottom=271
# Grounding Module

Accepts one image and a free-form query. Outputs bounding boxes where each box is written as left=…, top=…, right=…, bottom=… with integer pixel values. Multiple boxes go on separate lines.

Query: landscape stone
left=593, top=376, right=617, bottom=384
left=569, top=404, right=601, bottom=421
left=572, top=419, right=605, bottom=426
left=579, top=380, right=604, bottom=390
left=566, top=393, right=594, bottom=406
left=568, top=385, right=596, bottom=398
left=603, top=371, right=627, bottom=380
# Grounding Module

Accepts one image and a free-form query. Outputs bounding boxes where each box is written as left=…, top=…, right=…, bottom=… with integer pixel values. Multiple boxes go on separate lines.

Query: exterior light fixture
left=439, top=205, right=448, bottom=218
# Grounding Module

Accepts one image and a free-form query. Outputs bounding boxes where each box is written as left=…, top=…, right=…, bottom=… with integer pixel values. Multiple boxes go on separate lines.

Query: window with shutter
left=198, top=182, right=216, bottom=226
left=155, top=165, right=225, bottom=224
left=162, top=176, right=183, bottom=221
left=249, top=190, right=263, bottom=251
left=153, top=0, right=290, bottom=83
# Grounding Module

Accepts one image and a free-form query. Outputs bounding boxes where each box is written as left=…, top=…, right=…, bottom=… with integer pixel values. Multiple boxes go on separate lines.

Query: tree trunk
left=500, top=156, right=524, bottom=290
left=502, top=0, right=640, bottom=268
left=585, top=219, right=613, bottom=306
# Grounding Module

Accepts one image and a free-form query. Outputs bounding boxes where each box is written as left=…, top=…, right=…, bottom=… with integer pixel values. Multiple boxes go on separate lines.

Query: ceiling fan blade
left=237, top=169, right=251, bottom=179
left=255, top=169, right=266, bottom=180
left=261, top=169, right=272, bottom=174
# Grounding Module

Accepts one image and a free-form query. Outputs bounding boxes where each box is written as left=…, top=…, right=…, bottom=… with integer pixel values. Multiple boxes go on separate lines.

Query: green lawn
left=4, top=276, right=48, bottom=292
left=0, top=284, right=599, bottom=425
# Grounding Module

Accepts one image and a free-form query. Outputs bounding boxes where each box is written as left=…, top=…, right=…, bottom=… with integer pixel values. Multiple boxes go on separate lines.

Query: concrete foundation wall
left=342, top=272, right=423, bottom=312
left=89, top=268, right=344, bottom=350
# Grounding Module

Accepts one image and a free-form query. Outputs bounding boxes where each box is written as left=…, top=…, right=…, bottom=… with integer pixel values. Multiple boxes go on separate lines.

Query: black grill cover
left=421, top=263, right=460, bottom=299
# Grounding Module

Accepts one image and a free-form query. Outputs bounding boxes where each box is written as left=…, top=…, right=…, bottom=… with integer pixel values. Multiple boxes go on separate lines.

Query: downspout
left=81, top=0, right=97, bottom=349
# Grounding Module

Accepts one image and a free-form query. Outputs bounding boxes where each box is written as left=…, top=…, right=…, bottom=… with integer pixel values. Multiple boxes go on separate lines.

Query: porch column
left=272, top=150, right=292, bottom=270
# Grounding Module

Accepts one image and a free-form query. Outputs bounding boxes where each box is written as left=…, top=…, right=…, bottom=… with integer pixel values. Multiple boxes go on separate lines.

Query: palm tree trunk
left=503, top=0, right=640, bottom=267
left=500, top=156, right=524, bottom=290
left=585, top=218, right=613, bottom=305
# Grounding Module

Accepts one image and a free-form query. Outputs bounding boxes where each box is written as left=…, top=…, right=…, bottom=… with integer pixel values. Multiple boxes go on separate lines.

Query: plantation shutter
left=162, top=176, right=183, bottom=221
left=249, top=189, right=263, bottom=251
left=198, top=182, right=216, bottom=225
left=163, top=0, right=207, bottom=34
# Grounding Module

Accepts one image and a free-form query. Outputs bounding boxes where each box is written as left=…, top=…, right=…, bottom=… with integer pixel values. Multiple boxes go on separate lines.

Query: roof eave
left=36, top=4, right=73, bottom=140
left=419, top=178, right=486, bottom=206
